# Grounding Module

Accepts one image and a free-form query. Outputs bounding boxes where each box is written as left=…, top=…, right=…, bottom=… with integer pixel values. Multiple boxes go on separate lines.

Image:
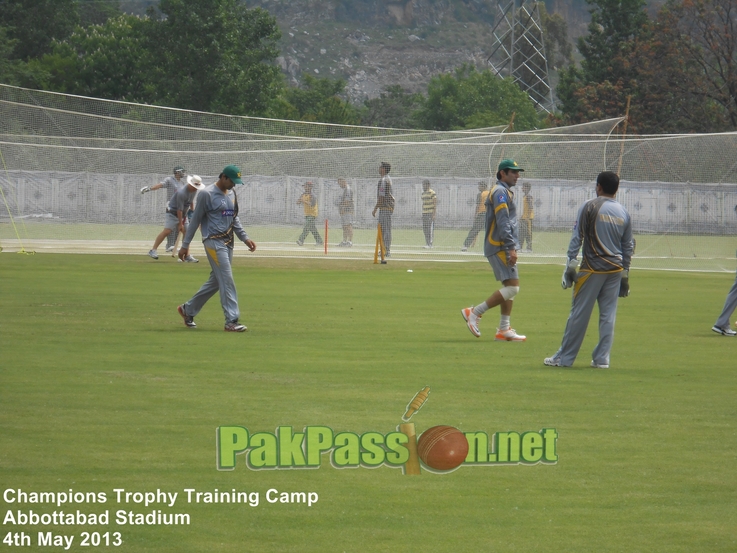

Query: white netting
left=2, top=84, right=737, bottom=271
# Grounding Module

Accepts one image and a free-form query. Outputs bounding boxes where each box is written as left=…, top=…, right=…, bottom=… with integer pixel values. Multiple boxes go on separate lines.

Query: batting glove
left=140, top=186, right=151, bottom=194
left=619, top=270, right=630, bottom=297
left=561, top=258, right=578, bottom=289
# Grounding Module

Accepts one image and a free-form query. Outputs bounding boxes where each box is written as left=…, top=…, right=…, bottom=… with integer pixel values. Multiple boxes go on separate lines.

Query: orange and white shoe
left=461, top=307, right=481, bottom=338
left=495, top=327, right=526, bottom=341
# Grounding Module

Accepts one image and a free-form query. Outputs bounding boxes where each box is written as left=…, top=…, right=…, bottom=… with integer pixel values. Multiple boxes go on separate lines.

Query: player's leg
left=713, top=271, right=737, bottom=333
left=152, top=228, right=171, bottom=251
left=463, top=216, right=482, bottom=249
left=591, top=272, right=622, bottom=367
left=379, top=211, right=392, bottom=254
left=297, top=217, right=309, bottom=245
left=182, top=241, right=222, bottom=317
left=553, top=272, right=606, bottom=366
left=308, top=216, right=323, bottom=245
left=422, top=214, right=432, bottom=247
left=212, top=244, right=241, bottom=325
left=462, top=254, right=522, bottom=339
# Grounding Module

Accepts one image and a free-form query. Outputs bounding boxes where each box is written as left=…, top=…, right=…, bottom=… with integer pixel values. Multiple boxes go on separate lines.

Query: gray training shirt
left=167, top=186, right=197, bottom=214
left=568, top=196, right=634, bottom=272
left=182, top=184, right=249, bottom=249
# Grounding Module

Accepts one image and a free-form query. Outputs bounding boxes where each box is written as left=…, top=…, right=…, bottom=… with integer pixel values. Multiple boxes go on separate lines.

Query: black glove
left=619, top=270, right=629, bottom=297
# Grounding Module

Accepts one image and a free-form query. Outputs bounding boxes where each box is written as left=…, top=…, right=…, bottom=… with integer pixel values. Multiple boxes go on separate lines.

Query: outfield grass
left=1, top=254, right=736, bottom=552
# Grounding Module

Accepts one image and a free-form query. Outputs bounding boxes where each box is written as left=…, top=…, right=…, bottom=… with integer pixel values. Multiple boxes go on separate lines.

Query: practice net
left=2, top=84, right=737, bottom=272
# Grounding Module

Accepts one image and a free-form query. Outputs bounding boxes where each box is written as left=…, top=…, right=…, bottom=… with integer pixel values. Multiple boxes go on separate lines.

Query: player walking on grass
left=141, top=166, right=187, bottom=253
left=148, top=175, right=204, bottom=261
left=544, top=171, right=634, bottom=368
left=177, top=165, right=256, bottom=332
left=461, top=159, right=526, bottom=341
left=712, top=270, right=737, bottom=336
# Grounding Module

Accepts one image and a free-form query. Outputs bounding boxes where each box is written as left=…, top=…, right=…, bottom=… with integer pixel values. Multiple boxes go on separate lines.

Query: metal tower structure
left=487, top=0, right=554, bottom=114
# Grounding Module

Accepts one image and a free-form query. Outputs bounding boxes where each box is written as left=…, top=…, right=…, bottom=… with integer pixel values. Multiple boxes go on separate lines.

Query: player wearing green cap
left=177, top=165, right=256, bottom=332
left=461, top=159, right=526, bottom=341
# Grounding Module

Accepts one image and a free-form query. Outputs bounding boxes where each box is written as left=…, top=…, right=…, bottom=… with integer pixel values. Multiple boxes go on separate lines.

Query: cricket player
left=421, top=179, right=437, bottom=248
left=372, top=162, right=394, bottom=257
left=519, top=181, right=534, bottom=252
left=461, top=159, right=526, bottom=341
left=147, top=175, right=204, bottom=261
left=296, top=181, right=323, bottom=246
left=177, top=165, right=256, bottom=332
left=461, top=181, right=490, bottom=251
left=141, top=166, right=187, bottom=252
left=336, top=178, right=354, bottom=247
left=544, top=171, right=635, bottom=368
left=712, top=271, right=737, bottom=336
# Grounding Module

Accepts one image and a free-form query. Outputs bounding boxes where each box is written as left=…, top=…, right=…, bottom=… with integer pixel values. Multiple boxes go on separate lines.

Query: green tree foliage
left=361, top=85, right=424, bottom=128
left=274, top=74, right=361, bottom=125
left=24, top=0, right=283, bottom=117
left=578, top=0, right=648, bottom=84
left=32, top=15, right=156, bottom=102
left=0, top=0, right=79, bottom=61
left=415, top=65, right=541, bottom=131
left=153, top=0, right=283, bottom=115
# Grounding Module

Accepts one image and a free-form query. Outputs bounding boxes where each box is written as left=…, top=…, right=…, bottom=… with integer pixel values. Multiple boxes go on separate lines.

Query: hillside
left=244, top=0, right=590, bottom=102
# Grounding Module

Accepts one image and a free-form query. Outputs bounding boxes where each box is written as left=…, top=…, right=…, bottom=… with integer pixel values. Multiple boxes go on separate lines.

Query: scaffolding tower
left=487, top=0, right=554, bottom=113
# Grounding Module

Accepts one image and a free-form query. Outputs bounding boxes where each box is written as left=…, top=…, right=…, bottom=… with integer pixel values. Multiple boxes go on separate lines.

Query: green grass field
left=1, top=254, right=736, bottom=552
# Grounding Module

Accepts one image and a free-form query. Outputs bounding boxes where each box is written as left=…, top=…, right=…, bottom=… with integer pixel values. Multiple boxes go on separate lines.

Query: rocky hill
left=244, top=0, right=590, bottom=102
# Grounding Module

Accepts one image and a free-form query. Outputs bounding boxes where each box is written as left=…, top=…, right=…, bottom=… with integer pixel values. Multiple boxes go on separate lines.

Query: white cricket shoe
left=224, top=321, right=247, bottom=332
left=148, top=249, right=158, bottom=259
left=543, top=357, right=561, bottom=366
left=461, top=307, right=480, bottom=338
left=590, top=361, right=609, bottom=368
left=165, top=245, right=175, bottom=253
left=495, top=328, right=526, bottom=341
left=184, top=255, right=198, bottom=263
left=712, top=325, right=736, bottom=336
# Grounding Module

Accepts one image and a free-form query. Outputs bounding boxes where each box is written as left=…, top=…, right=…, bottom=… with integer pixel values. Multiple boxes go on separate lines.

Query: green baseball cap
left=222, top=165, right=243, bottom=184
left=498, top=159, right=524, bottom=172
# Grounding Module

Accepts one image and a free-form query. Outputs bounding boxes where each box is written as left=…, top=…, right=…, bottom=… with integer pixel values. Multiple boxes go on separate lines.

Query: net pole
left=324, top=219, right=328, bottom=255
left=617, top=96, right=632, bottom=177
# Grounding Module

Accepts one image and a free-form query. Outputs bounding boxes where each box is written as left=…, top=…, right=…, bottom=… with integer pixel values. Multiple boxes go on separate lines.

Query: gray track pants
left=378, top=210, right=392, bottom=252
left=714, top=271, right=737, bottom=329
left=552, top=271, right=622, bottom=367
left=183, top=239, right=240, bottom=324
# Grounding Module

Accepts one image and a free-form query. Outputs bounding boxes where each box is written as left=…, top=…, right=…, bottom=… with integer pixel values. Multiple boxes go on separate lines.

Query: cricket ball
left=417, top=425, right=469, bottom=471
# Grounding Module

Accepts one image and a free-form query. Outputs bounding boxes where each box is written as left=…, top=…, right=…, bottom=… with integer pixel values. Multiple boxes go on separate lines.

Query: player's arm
left=566, top=203, right=586, bottom=261
left=432, top=193, right=437, bottom=219
left=233, top=218, right=256, bottom=252
left=141, top=182, right=164, bottom=194
left=618, top=214, right=635, bottom=297
left=493, top=190, right=517, bottom=254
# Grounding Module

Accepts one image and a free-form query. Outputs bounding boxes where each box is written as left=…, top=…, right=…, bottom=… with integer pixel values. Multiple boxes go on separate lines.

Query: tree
left=415, top=65, right=541, bottom=131
left=275, top=74, right=361, bottom=125
left=637, top=0, right=737, bottom=130
left=557, top=0, right=648, bottom=123
left=32, top=15, right=157, bottom=102
left=577, top=0, right=649, bottom=84
left=0, top=0, right=79, bottom=61
left=153, top=0, right=284, bottom=116
left=361, top=85, right=424, bottom=128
